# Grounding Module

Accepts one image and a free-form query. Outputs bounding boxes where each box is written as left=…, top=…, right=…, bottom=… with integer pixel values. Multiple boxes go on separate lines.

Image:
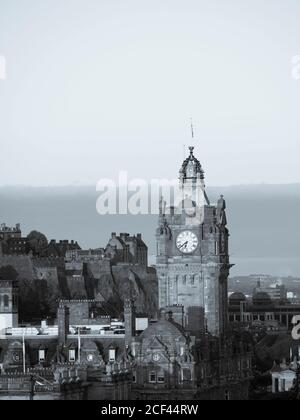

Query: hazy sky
left=0, top=0, right=300, bottom=186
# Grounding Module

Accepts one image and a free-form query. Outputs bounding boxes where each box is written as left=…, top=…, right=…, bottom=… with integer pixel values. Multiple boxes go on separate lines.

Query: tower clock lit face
left=176, top=231, right=198, bottom=254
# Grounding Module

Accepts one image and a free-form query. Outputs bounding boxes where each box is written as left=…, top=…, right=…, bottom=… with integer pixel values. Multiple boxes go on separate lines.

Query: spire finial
left=190, top=117, right=194, bottom=140
left=189, top=146, right=194, bottom=156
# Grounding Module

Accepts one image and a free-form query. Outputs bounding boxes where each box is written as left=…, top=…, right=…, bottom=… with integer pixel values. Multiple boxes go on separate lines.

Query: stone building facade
left=228, top=291, right=300, bottom=331
left=0, top=224, right=21, bottom=241
left=0, top=278, right=18, bottom=332
left=126, top=303, right=252, bottom=401
left=0, top=224, right=27, bottom=256
left=106, top=233, right=148, bottom=267
left=0, top=301, right=131, bottom=400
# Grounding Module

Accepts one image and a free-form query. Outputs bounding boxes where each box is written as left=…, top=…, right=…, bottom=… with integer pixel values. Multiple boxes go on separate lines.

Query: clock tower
left=156, top=147, right=231, bottom=337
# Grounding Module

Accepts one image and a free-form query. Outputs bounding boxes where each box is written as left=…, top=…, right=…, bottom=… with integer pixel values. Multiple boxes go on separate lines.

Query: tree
left=27, top=231, right=48, bottom=256
left=0, top=265, right=19, bottom=280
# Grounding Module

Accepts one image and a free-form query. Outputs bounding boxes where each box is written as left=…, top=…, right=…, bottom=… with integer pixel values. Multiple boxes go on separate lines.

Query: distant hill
left=0, top=184, right=300, bottom=277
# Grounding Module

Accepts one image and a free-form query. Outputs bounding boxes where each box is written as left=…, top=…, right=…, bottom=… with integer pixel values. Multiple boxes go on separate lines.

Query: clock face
left=176, top=231, right=198, bottom=254
left=12, top=352, right=22, bottom=363
left=153, top=354, right=160, bottom=362
left=87, top=354, right=94, bottom=362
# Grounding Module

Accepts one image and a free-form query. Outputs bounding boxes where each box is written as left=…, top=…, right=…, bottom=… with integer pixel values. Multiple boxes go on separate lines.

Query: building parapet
left=60, top=300, right=96, bottom=304
left=0, top=333, right=125, bottom=340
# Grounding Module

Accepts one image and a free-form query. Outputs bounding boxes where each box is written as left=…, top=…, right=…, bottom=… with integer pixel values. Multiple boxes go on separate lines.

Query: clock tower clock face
left=176, top=231, right=198, bottom=254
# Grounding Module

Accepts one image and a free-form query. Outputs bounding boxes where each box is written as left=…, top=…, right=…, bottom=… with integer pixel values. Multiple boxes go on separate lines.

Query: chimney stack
left=124, top=298, right=136, bottom=347
left=57, top=303, right=70, bottom=346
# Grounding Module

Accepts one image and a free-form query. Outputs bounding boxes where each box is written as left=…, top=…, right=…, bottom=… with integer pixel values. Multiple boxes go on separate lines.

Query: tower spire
left=190, top=117, right=194, bottom=140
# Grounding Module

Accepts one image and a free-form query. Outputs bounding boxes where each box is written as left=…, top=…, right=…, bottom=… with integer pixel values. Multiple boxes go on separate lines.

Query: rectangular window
left=182, top=368, right=192, bottom=381
left=109, top=349, right=116, bottom=362
left=132, top=371, right=137, bottom=383
left=149, top=372, right=156, bottom=383
left=157, top=372, right=165, bottom=383
left=39, top=350, right=45, bottom=362
left=69, top=349, right=76, bottom=362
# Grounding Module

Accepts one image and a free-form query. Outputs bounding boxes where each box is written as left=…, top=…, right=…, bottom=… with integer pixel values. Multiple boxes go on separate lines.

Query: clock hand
left=179, top=241, right=188, bottom=249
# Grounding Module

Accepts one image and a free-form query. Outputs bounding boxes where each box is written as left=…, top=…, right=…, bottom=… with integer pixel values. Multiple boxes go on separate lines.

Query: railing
left=0, top=374, right=57, bottom=393
left=0, top=329, right=125, bottom=339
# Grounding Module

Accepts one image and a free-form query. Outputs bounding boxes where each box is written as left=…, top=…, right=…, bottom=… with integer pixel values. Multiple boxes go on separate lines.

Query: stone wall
left=0, top=255, right=34, bottom=280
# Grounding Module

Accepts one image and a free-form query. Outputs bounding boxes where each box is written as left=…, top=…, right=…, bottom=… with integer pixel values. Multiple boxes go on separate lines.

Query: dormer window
left=157, top=371, right=165, bottom=383
left=149, top=372, right=156, bottom=383
left=109, top=348, right=116, bottom=362
left=69, top=349, right=76, bottom=362
left=38, top=349, right=45, bottom=363
left=181, top=368, right=192, bottom=381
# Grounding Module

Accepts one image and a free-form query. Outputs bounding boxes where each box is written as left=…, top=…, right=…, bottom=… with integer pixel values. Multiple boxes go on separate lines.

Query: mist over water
left=1, top=184, right=300, bottom=277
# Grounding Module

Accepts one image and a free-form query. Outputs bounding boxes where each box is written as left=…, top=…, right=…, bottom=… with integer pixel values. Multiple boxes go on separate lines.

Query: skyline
left=0, top=0, right=300, bottom=186
left=1, top=183, right=300, bottom=277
